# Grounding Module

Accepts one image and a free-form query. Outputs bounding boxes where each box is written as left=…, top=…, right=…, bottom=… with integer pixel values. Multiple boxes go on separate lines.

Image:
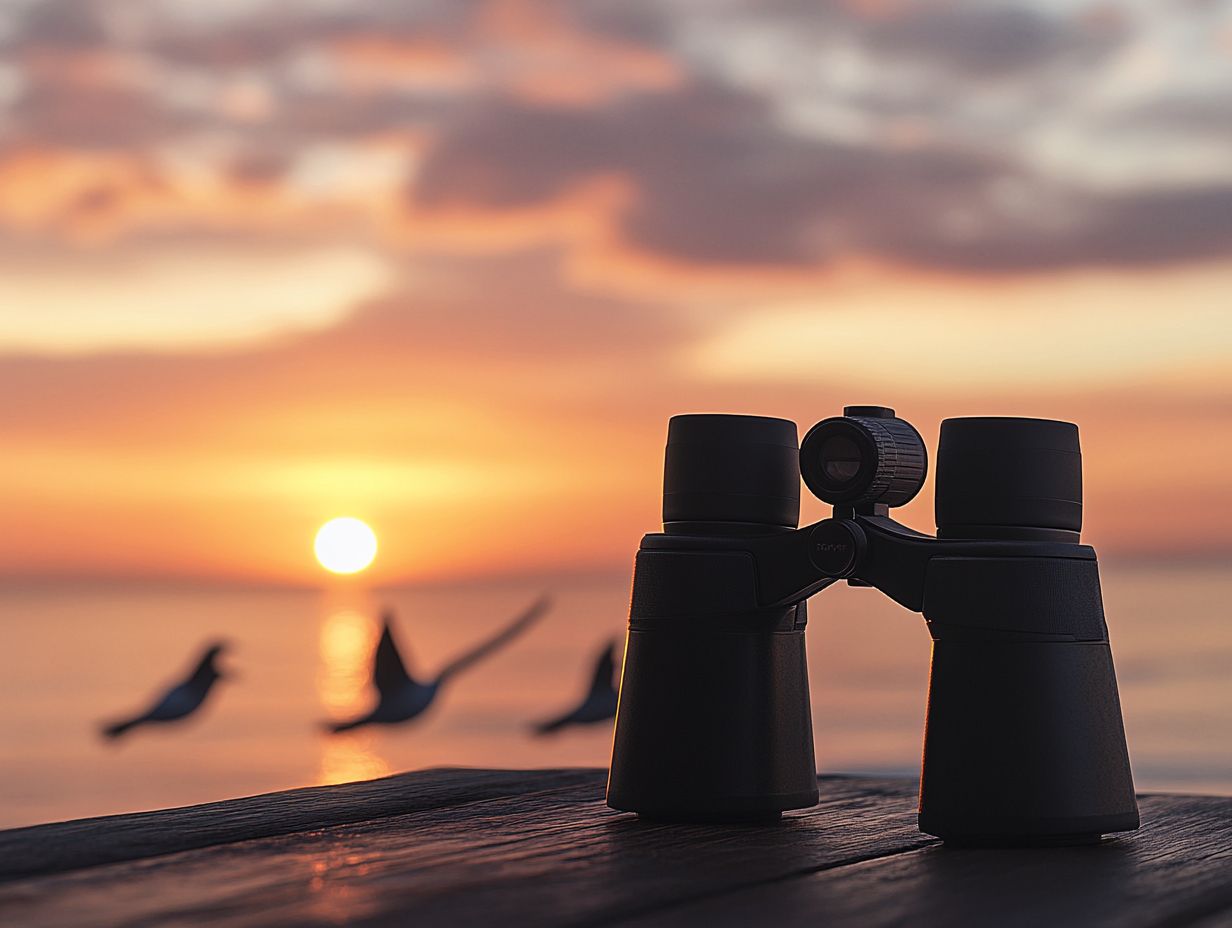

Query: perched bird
left=101, top=642, right=231, bottom=740
left=533, top=641, right=619, bottom=735
left=325, top=595, right=551, bottom=734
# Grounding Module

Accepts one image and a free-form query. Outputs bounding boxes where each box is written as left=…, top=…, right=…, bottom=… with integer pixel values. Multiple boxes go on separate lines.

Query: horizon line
left=0, top=564, right=634, bottom=595
left=0, top=550, right=1227, bottom=595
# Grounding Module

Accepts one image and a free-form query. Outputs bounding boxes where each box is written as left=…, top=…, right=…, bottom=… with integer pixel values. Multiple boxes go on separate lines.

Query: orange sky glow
left=1, top=0, right=1230, bottom=585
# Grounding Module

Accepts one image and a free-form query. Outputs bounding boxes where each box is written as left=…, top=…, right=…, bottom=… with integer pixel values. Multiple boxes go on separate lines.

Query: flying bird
left=533, top=641, right=619, bottom=735
left=325, top=595, right=551, bottom=734
left=101, top=642, right=231, bottom=740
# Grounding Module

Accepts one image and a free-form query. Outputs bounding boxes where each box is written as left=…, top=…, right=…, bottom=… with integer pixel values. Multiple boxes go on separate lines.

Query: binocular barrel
left=608, top=415, right=819, bottom=820
left=921, top=415, right=1137, bottom=844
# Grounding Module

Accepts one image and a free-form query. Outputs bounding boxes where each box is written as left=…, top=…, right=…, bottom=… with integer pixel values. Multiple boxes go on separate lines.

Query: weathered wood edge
left=0, top=767, right=605, bottom=883
left=0, top=769, right=904, bottom=884
left=0, top=775, right=935, bottom=928
left=4, top=766, right=1227, bottom=894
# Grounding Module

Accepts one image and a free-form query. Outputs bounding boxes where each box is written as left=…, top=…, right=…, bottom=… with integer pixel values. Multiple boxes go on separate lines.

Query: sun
left=314, top=518, right=378, bottom=575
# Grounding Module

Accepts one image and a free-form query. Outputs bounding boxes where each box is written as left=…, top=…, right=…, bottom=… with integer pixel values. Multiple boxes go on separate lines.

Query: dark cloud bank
left=2, top=0, right=1230, bottom=274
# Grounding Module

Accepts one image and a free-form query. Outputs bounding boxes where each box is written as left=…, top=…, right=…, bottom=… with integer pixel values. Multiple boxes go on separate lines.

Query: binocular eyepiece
left=663, top=413, right=800, bottom=533
left=936, top=416, right=1083, bottom=541
left=608, top=406, right=1139, bottom=845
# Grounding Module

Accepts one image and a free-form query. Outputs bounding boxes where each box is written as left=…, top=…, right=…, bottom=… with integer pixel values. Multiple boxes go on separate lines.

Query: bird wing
left=101, top=682, right=197, bottom=737
left=99, top=644, right=223, bottom=739
left=145, top=683, right=201, bottom=721
left=435, top=595, right=551, bottom=685
left=373, top=621, right=415, bottom=698
left=533, top=711, right=574, bottom=735
left=533, top=641, right=618, bottom=735
left=587, top=642, right=618, bottom=698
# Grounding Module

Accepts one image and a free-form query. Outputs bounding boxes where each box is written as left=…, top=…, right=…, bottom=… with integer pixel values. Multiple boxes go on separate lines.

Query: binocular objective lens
left=819, top=435, right=863, bottom=484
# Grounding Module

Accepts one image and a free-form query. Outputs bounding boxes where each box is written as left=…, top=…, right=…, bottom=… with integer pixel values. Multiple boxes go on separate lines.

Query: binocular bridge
left=643, top=514, right=1094, bottom=613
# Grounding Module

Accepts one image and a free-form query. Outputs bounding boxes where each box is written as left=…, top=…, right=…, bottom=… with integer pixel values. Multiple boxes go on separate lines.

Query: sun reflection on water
left=316, top=607, right=390, bottom=785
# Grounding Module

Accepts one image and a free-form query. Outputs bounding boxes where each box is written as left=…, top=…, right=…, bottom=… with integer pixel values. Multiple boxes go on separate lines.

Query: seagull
left=325, top=595, right=551, bottom=734
left=101, top=642, right=231, bottom=740
left=533, top=641, right=620, bottom=735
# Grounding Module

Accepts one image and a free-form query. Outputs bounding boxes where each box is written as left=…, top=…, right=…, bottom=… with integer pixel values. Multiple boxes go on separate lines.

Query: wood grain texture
left=626, top=792, right=1232, bottom=928
left=0, top=769, right=1229, bottom=928
left=0, top=767, right=602, bottom=882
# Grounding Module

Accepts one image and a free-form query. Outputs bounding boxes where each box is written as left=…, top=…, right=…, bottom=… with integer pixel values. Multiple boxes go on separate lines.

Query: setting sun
left=314, top=518, right=378, bottom=575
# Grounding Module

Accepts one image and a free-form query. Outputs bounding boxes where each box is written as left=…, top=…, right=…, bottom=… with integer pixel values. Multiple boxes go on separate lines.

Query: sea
left=1, top=564, right=1229, bottom=828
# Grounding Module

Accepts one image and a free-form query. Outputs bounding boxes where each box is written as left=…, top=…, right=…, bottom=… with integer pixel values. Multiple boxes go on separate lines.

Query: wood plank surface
left=627, top=792, right=1232, bottom=928
left=0, top=768, right=1228, bottom=928
left=0, top=767, right=601, bottom=881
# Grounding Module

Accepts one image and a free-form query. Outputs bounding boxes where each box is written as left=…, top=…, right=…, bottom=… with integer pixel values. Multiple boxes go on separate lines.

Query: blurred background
left=1, top=0, right=1230, bottom=828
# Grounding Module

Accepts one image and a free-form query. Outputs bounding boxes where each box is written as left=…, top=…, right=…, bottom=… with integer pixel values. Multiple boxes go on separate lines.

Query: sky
left=0, top=0, right=1230, bottom=585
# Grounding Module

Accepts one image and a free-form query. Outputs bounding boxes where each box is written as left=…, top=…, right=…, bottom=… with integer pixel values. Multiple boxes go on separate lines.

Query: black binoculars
left=607, top=406, right=1139, bottom=845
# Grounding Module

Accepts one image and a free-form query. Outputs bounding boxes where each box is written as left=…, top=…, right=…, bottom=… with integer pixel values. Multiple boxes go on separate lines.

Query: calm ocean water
left=1, top=564, right=1229, bottom=828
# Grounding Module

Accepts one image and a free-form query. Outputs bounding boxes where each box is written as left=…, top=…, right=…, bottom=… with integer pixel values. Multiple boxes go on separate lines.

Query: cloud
left=687, top=262, right=1232, bottom=388
left=900, top=183, right=1232, bottom=270
left=0, top=248, right=695, bottom=436
left=0, top=140, right=420, bottom=243
left=411, top=87, right=986, bottom=264
left=0, top=0, right=1228, bottom=282
left=409, top=86, right=1232, bottom=275
left=0, top=243, right=393, bottom=353
left=857, top=4, right=1124, bottom=78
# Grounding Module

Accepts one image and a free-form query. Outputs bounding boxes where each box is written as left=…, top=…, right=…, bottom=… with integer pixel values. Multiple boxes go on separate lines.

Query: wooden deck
left=1, top=768, right=1230, bottom=927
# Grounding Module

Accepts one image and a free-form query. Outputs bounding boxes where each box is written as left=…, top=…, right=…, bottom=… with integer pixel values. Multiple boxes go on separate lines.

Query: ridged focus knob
left=800, top=406, right=927, bottom=509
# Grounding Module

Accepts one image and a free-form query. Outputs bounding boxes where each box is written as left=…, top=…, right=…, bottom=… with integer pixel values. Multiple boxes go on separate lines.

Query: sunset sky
left=1, top=0, right=1230, bottom=585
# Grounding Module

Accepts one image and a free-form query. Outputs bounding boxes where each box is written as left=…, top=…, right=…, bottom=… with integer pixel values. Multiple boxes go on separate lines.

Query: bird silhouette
left=533, top=640, right=619, bottom=735
left=325, top=595, right=551, bottom=734
left=101, top=642, right=231, bottom=740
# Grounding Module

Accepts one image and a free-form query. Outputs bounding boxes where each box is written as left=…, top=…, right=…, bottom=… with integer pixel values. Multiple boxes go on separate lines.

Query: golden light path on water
left=315, top=607, right=391, bottom=785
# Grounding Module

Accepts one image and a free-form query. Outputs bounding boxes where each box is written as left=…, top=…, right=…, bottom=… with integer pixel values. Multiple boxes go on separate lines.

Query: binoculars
left=607, top=406, right=1139, bottom=845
